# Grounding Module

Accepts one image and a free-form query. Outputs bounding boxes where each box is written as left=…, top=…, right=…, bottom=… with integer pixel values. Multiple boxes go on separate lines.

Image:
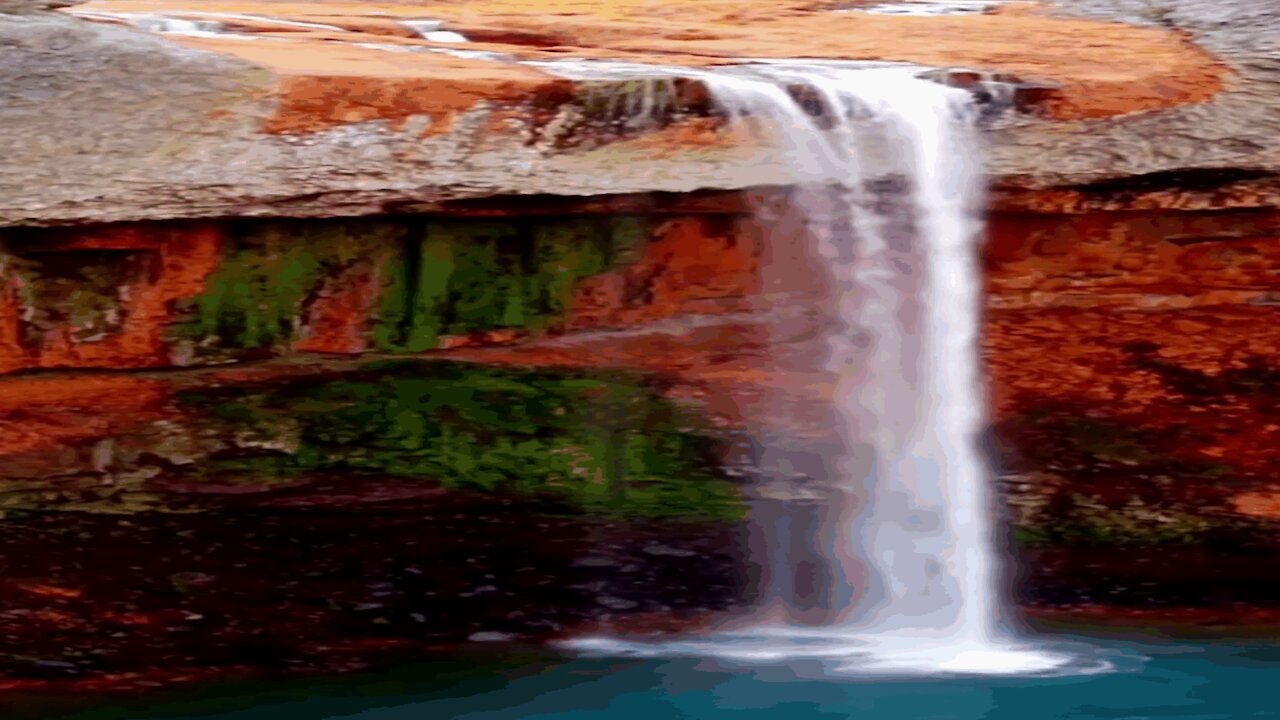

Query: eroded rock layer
left=0, top=213, right=760, bottom=372
left=3, top=194, right=1280, bottom=535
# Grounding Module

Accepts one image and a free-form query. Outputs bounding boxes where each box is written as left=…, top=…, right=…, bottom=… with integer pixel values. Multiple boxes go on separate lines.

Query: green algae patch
left=171, top=220, right=406, bottom=355
left=175, top=360, right=742, bottom=521
left=374, top=217, right=649, bottom=352
left=159, top=215, right=652, bottom=361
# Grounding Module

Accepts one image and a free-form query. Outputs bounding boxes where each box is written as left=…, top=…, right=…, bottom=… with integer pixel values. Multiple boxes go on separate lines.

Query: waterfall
left=549, top=60, right=1074, bottom=675
left=692, top=64, right=996, bottom=641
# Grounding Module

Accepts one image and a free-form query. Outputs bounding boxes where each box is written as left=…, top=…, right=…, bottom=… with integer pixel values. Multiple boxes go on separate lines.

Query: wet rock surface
left=0, top=360, right=746, bottom=516
left=0, top=359, right=748, bottom=692
left=2, top=351, right=1280, bottom=696
left=0, top=489, right=740, bottom=691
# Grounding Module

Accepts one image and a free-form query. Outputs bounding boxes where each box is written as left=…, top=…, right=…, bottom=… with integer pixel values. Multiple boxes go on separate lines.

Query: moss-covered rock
left=169, top=360, right=743, bottom=520
left=164, top=215, right=652, bottom=363
left=169, top=219, right=406, bottom=358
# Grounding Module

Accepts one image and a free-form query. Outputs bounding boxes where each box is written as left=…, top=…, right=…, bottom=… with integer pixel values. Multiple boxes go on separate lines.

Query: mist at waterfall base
left=542, top=61, right=1100, bottom=678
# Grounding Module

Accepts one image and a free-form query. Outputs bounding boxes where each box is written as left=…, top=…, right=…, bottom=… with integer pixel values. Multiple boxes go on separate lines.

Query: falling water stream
left=542, top=60, right=1094, bottom=676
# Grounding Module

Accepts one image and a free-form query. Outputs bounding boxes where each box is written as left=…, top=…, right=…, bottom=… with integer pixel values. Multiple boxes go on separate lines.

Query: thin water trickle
left=538, top=60, right=1091, bottom=675
left=401, top=19, right=469, bottom=43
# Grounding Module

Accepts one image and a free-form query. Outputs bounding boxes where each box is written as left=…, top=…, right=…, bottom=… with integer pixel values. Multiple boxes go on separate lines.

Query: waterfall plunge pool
left=19, top=636, right=1280, bottom=720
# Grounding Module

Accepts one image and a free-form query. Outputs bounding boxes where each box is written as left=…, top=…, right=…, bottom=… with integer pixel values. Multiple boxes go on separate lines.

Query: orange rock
left=1234, top=491, right=1280, bottom=520
left=162, top=36, right=575, bottom=135
left=34, top=224, right=224, bottom=371
left=0, top=375, right=172, bottom=456
left=296, top=260, right=384, bottom=354
left=570, top=216, right=760, bottom=329
left=986, top=209, right=1280, bottom=305
left=71, top=0, right=1227, bottom=132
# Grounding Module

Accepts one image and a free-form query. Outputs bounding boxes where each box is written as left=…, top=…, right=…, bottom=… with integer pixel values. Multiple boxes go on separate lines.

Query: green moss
left=168, top=215, right=651, bottom=357
left=606, top=216, right=649, bottom=266
left=372, top=239, right=414, bottom=352
left=405, top=231, right=457, bottom=351
left=375, top=217, right=650, bottom=351
left=174, top=361, right=742, bottom=520
left=181, top=222, right=316, bottom=349
left=174, top=220, right=405, bottom=352
left=1003, top=410, right=1257, bottom=547
left=532, top=220, right=609, bottom=328
left=429, top=223, right=501, bottom=337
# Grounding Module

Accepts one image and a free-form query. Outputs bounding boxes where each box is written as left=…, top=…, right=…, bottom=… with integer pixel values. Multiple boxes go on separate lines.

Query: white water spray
left=545, top=60, right=1087, bottom=675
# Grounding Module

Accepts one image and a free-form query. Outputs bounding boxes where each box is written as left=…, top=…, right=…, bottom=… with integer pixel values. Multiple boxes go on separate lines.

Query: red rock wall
left=0, top=223, right=224, bottom=375
left=3, top=206, right=1275, bottom=373
left=2, top=200, right=1279, bottom=530
left=0, top=214, right=763, bottom=374
left=983, top=208, right=1280, bottom=528
left=570, top=215, right=761, bottom=328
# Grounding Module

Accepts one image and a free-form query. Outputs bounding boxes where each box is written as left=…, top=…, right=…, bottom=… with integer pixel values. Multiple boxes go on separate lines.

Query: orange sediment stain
left=1233, top=490, right=1280, bottom=520
left=15, top=584, right=84, bottom=599
left=296, top=261, right=383, bottom=354
left=28, top=224, right=225, bottom=371
left=159, top=34, right=573, bottom=135
left=0, top=375, right=172, bottom=456
left=0, top=262, right=26, bottom=376
left=571, top=216, right=760, bottom=329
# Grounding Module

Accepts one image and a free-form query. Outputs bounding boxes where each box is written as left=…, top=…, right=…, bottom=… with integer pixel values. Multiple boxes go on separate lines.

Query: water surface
left=25, top=636, right=1280, bottom=720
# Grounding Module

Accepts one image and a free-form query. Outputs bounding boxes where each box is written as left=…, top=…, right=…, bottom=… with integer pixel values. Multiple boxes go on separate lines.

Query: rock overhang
left=66, top=0, right=1225, bottom=121
left=0, top=0, right=1242, bottom=226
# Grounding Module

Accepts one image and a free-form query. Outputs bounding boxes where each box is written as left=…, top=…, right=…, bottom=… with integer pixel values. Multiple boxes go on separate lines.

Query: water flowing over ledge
left=551, top=59, right=1103, bottom=677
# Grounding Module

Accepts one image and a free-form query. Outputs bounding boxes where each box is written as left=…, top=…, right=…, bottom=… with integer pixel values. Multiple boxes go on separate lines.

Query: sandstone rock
left=0, top=0, right=84, bottom=14
left=0, top=0, right=1266, bottom=226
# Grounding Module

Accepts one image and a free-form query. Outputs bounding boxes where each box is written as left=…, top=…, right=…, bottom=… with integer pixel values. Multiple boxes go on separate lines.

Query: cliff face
left=3, top=0, right=1277, bottom=499
left=2, top=0, right=1280, bottom=692
left=3, top=194, right=1279, bottom=535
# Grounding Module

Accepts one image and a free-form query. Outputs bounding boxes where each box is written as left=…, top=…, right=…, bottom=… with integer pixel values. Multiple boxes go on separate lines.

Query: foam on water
left=353, top=41, right=510, bottom=62
left=567, top=632, right=1106, bottom=678
left=176, top=11, right=349, bottom=32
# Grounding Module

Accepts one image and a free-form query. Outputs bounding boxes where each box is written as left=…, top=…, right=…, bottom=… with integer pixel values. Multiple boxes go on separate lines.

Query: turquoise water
left=35, top=636, right=1280, bottom=720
